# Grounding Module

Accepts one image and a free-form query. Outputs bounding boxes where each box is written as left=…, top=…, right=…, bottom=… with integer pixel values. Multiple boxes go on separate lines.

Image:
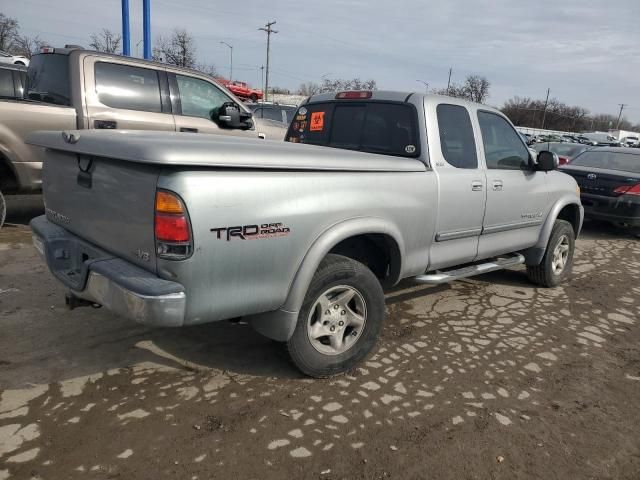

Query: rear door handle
left=180, top=127, right=198, bottom=133
left=493, top=180, right=504, bottom=191
left=94, top=120, right=117, bottom=129
left=471, top=181, right=483, bottom=192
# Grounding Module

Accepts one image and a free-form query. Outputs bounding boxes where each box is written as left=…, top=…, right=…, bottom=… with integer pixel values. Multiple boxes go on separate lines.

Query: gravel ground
left=0, top=216, right=639, bottom=480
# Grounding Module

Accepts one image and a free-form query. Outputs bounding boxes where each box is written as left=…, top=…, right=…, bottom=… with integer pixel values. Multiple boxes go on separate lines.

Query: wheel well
left=328, top=234, right=401, bottom=286
left=557, top=204, right=580, bottom=236
left=0, top=155, right=19, bottom=193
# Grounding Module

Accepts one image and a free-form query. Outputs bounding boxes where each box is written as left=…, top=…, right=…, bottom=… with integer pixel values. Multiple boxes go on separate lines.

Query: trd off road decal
left=211, top=222, right=291, bottom=241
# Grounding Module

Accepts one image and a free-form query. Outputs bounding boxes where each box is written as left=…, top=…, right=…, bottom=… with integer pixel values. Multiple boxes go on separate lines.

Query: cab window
left=175, top=75, right=231, bottom=119
left=436, top=104, right=478, bottom=169
left=477, top=111, right=530, bottom=170
left=286, top=102, right=419, bottom=158
left=95, top=62, right=161, bottom=112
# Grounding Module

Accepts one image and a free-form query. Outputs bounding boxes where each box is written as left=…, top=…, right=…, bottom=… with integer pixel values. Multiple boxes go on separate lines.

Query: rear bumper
left=581, top=193, right=640, bottom=226
left=30, top=215, right=186, bottom=327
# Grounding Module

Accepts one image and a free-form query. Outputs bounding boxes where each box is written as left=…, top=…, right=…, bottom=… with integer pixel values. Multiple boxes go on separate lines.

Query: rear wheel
left=526, top=219, right=575, bottom=287
left=249, top=93, right=258, bottom=103
left=0, top=189, right=6, bottom=228
left=287, top=254, right=385, bottom=378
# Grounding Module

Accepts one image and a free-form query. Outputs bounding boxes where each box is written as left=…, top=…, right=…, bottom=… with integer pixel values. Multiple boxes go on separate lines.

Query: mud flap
left=246, top=309, right=298, bottom=342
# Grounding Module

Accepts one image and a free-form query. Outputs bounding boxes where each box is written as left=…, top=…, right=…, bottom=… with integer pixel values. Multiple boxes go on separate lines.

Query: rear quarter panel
left=157, top=168, right=437, bottom=324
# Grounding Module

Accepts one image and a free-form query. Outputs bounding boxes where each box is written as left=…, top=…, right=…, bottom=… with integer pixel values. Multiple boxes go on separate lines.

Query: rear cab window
left=26, top=53, right=71, bottom=105
left=95, top=62, right=162, bottom=112
left=285, top=101, right=420, bottom=158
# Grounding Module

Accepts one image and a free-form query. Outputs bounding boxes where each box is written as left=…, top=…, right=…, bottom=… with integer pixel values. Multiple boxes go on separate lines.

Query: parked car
left=248, top=102, right=297, bottom=124
left=532, top=142, right=589, bottom=165
left=559, top=148, right=640, bottom=229
left=220, top=80, right=263, bottom=102
left=30, top=91, right=582, bottom=377
left=0, top=46, right=284, bottom=228
left=0, top=63, right=26, bottom=100
left=579, top=133, right=621, bottom=147
left=0, top=50, right=29, bottom=66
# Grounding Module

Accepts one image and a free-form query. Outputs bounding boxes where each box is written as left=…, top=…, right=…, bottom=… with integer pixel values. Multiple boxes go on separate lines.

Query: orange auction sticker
left=310, top=111, right=325, bottom=131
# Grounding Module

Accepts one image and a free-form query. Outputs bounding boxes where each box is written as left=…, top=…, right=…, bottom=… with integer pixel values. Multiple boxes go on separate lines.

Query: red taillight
left=335, top=91, right=372, bottom=99
left=40, top=46, right=55, bottom=54
left=155, top=214, right=190, bottom=242
left=155, top=190, right=192, bottom=259
left=613, top=183, right=640, bottom=196
left=558, top=156, right=569, bottom=165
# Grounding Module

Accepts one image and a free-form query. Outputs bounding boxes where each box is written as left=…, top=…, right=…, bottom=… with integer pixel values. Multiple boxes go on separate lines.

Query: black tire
left=287, top=254, right=385, bottom=378
left=526, top=219, right=575, bottom=287
left=0, top=189, right=6, bottom=229
left=249, top=93, right=258, bottom=103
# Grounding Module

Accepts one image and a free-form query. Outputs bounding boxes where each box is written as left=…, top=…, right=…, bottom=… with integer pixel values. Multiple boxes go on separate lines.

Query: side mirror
left=536, top=150, right=559, bottom=171
left=215, top=102, right=253, bottom=129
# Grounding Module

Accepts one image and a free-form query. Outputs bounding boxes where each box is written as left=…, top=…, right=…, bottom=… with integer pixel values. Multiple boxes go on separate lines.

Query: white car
left=0, top=50, right=29, bottom=66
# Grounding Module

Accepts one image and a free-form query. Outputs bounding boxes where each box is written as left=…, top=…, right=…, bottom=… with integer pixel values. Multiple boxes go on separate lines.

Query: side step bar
left=414, top=253, right=525, bottom=285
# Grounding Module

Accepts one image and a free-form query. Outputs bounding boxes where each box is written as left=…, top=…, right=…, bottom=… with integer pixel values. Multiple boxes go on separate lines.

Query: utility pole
left=260, top=65, right=264, bottom=100
left=446, top=67, right=452, bottom=94
left=259, top=21, right=278, bottom=102
left=541, top=88, right=550, bottom=129
left=220, top=41, right=233, bottom=81
left=616, top=104, right=628, bottom=129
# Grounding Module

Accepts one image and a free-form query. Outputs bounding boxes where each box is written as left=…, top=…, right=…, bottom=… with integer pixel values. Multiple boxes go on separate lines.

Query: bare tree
left=195, top=62, right=218, bottom=77
left=153, top=29, right=196, bottom=68
left=0, top=13, right=19, bottom=51
left=314, top=77, right=377, bottom=94
left=297, top=82, right=321, bottom=96
left=89, top=29, right=121, bottom=54
left=13, top=35, right=48, bottom=58
left=463, top=75, right=490, bottom=103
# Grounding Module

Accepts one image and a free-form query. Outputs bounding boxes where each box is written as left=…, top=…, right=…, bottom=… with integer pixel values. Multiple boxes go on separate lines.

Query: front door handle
left=493, top=180, right=504, bottom=191
left=471, top=181, right=483, bottom=192
left=94, top=120, right=117, bottom=129
left=180, top=127, right=198, bottom=133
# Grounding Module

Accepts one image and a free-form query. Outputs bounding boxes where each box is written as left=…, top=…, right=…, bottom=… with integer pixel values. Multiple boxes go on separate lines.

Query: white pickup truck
left=30, top=91, right=583, bottom=377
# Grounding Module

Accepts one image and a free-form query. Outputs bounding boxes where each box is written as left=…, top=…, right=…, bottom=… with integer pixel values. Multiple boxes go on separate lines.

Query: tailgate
left=42, top=149, right=160, bottom=272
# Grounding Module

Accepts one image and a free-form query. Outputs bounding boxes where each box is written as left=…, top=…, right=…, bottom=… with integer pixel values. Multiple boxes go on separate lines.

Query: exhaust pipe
left=65, top=293, right=101, bottom=310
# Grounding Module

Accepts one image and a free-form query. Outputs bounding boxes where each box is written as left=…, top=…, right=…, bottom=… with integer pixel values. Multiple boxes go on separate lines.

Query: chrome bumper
left=31, top=215, right=187, bottom=327
left=73, top=272, right=187, bottom=327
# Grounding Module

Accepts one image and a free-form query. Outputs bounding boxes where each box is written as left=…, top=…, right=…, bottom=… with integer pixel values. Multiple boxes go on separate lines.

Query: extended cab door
left=83, top=56, right=175, bottom=131
left=475, top=110, right=549, bottom=258
left=427, top=103, right=487, bottom=270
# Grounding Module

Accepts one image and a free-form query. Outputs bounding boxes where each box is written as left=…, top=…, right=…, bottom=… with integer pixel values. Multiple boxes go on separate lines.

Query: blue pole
left=143, top=0, right=151, bottom=60
left=121, top=0, right=130, bottom=56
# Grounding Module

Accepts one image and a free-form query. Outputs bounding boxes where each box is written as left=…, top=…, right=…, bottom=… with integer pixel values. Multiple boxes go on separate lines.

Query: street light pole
left=220, top=41, right=233, bottom=81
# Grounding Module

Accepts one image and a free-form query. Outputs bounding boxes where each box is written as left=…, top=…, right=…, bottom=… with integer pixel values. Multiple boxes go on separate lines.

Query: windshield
left=25, top=53, right=71, bottom=106
left=285, top=101, right=420, bottom=158
left=570, top=151, right=640, bottom=174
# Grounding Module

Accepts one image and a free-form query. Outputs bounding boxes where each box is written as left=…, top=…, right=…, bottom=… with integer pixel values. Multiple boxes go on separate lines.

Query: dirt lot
left=1, top=209, right=639, bottom=479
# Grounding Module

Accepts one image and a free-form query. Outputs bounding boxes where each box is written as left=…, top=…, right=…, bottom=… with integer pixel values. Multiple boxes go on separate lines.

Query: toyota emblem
left=587, top=173, right=597, bottom=180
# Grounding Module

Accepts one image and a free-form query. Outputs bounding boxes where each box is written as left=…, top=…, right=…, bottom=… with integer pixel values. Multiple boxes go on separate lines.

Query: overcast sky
left=5, top=0, right=640, bottom=122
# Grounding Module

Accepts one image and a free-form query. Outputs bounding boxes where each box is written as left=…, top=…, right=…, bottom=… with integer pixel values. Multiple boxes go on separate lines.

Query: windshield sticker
left=298, top=107, right=307, bottom=115
left=405, top=145, right=416, bottom=154
left=299, top=121, right=307, bottom=132
left=310, top=111, right=325, bottom=131
left=295, top=114, right=307, bottom=121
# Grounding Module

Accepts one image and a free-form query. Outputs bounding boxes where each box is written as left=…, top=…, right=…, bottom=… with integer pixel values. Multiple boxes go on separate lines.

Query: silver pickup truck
left=29, top=91, right=583, bottom=377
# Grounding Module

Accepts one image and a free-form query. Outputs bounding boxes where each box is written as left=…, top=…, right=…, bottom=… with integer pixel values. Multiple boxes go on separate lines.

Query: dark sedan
left=559, top=148, right=640, bottom=228
left=532, top=142, right=589, bottom=165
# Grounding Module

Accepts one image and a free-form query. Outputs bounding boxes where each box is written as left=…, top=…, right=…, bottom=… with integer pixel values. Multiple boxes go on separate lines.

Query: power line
left=259, top=21, right=277, bottom=102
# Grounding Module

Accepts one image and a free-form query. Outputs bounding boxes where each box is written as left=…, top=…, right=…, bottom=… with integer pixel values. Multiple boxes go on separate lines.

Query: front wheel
left=249, top=93, right=258, bottom=102
left=526, top=219, right=575, bottom=287
left=287, top=254, right=385, bottom=378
